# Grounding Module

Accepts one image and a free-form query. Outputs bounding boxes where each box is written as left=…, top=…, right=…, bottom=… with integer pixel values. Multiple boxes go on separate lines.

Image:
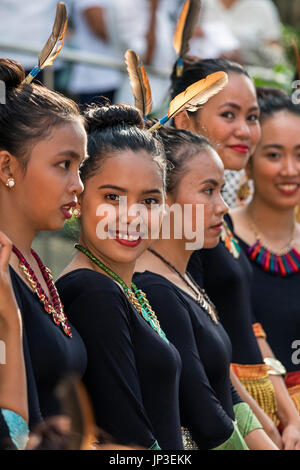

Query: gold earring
left=237, top=180, right=251, bottom=202
left=6, top=178, right=15, bottom=188
left=73, top=207, right=81, bottom=218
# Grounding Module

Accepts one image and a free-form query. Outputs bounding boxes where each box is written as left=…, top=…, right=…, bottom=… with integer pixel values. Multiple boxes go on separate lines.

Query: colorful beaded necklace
left=12, top=245, right=72, bottom=337
left=247, top=215, right=300, bottom=276
left=220, top=220, right=241, bottom=259
left=74, top=244, right=169, bottom=343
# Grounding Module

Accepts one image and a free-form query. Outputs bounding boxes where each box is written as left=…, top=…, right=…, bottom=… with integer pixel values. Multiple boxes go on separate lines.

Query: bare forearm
left=83, top=7, right=108, bottom=41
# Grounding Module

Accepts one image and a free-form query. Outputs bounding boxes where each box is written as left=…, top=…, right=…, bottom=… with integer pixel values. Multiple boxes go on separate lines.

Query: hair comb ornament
left=22, top=2, right=68, bottom=85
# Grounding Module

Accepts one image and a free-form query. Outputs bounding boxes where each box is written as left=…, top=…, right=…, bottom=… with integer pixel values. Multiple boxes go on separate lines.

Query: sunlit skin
left=135, top=148, right=228, bottom=296
left=61, top=150, right=165, bottom=287
left=174, top=73, right=261, bottom=171
left=231, top=111, right=300, bottom=253
left=0, top=120, right=87, bottom=296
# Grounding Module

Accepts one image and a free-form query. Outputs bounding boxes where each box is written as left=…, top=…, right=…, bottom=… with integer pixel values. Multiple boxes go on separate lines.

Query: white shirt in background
left=196, top=0, right=283, bottom=65
left=0, top=0, right=71, bottom=70
left=111, top=0, right=177, bottom=112
left=68, top=0, right=122, bottom=95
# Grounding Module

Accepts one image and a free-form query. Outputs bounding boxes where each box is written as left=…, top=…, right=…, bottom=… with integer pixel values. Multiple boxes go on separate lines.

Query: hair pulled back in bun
left=0, top=58, right=83, bottom=169
left=80, top=102, right=166, bottom=187
left=85, top=102, right=144, bottom=133
left=154, top=125, right=213, bottom=194
left=0, top=58, right=25, bottom=90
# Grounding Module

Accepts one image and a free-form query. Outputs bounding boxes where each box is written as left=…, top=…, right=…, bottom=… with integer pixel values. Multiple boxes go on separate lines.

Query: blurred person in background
left=191, top=0, right=285, bottom=66
left=67, top=0, right=122, bottom=106
left=112, top=0, right=176, bottom=112
left=0, top=0, right=70, bottom=88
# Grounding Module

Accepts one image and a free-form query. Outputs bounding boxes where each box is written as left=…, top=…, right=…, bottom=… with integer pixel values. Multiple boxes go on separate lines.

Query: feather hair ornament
left=22, top=2, right=68, bottom=85
left=125, top=49, right=153, bottom=116
left=292, top=39, right=300, bottom=83
left=148, top=71, right=228, bottom=133
left=173, top=0, right=201, bottom=77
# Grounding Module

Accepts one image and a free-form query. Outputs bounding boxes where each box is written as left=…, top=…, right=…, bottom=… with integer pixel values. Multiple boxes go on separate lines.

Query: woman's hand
left=282, top=421, right=300, bottom=450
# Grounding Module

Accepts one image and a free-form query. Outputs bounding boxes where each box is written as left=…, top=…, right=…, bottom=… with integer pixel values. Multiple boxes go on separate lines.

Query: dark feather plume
left=125, top=49, right=153, bottom=116
left=173, top=0, right=201, bottom=58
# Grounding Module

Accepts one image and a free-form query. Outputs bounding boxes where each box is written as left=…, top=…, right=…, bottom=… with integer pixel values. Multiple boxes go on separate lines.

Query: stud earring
left=73, top=207, right=81, bottom=218
left=6, top=178, right=15, bottom=188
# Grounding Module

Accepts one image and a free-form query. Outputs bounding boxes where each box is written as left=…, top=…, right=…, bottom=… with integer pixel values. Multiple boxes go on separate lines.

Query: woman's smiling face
left=80, top=149, right=165, bottom=266
left=176, top=72, right=261, bottom=171
left=247, top=110, right=300, bottom=210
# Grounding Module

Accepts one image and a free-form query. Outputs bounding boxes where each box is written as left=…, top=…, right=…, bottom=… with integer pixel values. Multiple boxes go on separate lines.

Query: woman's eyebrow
left=56, top=150, right=82, bottom=161
left=97, top=185, right=127, bottom=191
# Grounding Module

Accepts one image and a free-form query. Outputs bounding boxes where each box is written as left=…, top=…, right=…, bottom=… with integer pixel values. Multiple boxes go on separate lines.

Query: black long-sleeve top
left=0, top=411, right=16, bottom=450
left=187, top=214, right=263, bottom=365
left=56, top=268, right=183, bottom=450
left=133, top=270, right=242, bottom=450
left=237, top=236, right=300, bottom=373
left=10, top=267, right=87, bottom=429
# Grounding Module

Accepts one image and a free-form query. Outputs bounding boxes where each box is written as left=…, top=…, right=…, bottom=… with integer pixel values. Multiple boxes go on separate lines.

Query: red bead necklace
left=12, top=245, right=72, bottom=337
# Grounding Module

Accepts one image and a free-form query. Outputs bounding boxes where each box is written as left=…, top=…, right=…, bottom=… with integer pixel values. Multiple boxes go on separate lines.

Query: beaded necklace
left=12, top=245, right=72, bottom=337
left=247, top=214, right=300, bottom=276
left=148, top=248, right=219, bottom=324
left=74, top=244, right=169, bottom=343
left=220, top=220, right=241, bottom=259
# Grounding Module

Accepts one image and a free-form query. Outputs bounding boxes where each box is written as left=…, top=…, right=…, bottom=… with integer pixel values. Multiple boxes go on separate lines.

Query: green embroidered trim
left=212, top=420, right=248, bottom=450
left=149, top=440, right=161, bottom=450
left=234, top=402, right=263, bottom=437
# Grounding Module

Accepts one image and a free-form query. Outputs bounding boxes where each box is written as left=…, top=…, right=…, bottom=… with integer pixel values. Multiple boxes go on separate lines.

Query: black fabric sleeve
left=230, top=381, right=243, bottom=406
left=65, top=285, right=158, bottom=449
left=141, top=283, right=234, bottom=450
left=0, top=411, right=16, bottom=450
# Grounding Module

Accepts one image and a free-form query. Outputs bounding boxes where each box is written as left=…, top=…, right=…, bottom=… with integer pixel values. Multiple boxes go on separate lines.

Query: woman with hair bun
left=0, top=58, right=88, bottom=438
left=56, top=103, right=183, bottom=450
left=231, top=95, right=300, bottom=449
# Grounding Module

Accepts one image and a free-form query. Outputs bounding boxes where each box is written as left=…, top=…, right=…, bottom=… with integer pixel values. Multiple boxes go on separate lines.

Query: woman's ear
left=0, top=151, right=18, bottom=186
left=174, top=111, right=192, bottom=131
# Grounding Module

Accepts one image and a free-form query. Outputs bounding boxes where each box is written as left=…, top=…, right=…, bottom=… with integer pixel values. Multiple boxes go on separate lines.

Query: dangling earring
left=6, top=178, right=15, bottom=188
left=73, top=207, right=81, bottom=218
left=237, top=180, right=251, bottom=203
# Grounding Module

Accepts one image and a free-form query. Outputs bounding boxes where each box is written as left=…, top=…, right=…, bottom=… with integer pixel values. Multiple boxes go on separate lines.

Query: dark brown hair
left=80, top=102, right=166, bottom=188
left=0, top=58, right=83, bottom=169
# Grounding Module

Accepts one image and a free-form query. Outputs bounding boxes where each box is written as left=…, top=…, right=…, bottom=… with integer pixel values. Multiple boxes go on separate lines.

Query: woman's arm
left=230, top=369, right=281, bottom=449
left=58, top=278, right=160, bottom=449
left=0, top=232, right=27, bottom=422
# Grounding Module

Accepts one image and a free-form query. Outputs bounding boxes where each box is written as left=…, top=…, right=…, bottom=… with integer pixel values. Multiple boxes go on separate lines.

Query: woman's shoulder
left=56, top=268, right=125, bottom=300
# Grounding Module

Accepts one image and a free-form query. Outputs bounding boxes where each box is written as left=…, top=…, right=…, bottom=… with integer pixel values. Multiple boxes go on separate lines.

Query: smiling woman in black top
left=56, top=103, right=183, bottom=450
left=134, top=126, right=276, bottom=450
